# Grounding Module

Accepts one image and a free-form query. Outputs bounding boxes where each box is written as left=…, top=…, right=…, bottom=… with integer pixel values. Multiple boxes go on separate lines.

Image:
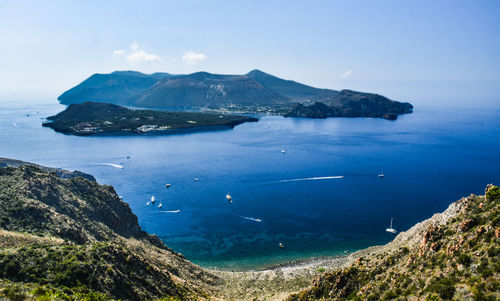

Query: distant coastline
left=42, top=102, right=258, bottom=136
left=57, top=70, right=413, bottom=120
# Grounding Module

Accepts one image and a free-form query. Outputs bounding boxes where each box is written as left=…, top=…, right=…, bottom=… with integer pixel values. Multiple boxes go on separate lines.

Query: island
left=42, top=102, right=258, bottom=136
left=0, top=159, right=498, bottom=300
left=284, top=90, right=413, bottom=120
left=58, top=70, right=413, bottom=120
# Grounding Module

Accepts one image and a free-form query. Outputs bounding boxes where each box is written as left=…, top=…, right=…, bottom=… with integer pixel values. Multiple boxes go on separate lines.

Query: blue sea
left=1, top=100, right=499, bottom=270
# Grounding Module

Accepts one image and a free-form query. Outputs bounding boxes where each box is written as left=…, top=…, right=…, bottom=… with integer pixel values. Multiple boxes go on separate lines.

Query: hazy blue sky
left=1, top=0, right=499, bottom=105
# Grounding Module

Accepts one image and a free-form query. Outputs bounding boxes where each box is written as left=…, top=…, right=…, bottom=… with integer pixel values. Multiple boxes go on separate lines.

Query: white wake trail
left=279, top=176, right=344, bottom=183
left=240, top=216, right=263, bottom=222
left=91, top=163, right=124, bottom=169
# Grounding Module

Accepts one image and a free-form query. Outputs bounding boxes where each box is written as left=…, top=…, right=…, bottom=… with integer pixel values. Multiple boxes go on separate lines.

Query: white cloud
left=182, top=51, right=207, bottom=65
left=113, top=49, right=126, bottom=57
left=130, top=42, right=139, bottom=51
left=340, top=70, right=353, bottom=78
left=126, top=50, right=161, bottom=63
left=113, top=42, right=161, bottom=63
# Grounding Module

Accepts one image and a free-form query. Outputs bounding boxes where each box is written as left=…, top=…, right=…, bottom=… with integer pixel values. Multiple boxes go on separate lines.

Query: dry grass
left=0, top=229, right=64, bottom=249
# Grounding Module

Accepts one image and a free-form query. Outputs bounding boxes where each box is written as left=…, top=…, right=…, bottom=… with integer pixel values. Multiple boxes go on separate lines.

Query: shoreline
left=211, top=247, right=383, bottom=301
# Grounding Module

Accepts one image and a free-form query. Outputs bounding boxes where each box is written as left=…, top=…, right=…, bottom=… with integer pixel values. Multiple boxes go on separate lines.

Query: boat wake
left=279, top=176, right=344, bottom=183
left=241, top=216, right=263, bottom=223
left=91, top=163, right=124, bottom=169
left=159, top=210, right=181, bottom=213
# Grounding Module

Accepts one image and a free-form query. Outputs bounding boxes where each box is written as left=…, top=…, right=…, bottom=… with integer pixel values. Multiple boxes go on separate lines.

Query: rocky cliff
left=0, top=162, right=219, bottom=300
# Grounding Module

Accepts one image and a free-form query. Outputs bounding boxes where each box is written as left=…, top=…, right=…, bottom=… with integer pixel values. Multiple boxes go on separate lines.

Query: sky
left=0, top=0, right=499, bottom=106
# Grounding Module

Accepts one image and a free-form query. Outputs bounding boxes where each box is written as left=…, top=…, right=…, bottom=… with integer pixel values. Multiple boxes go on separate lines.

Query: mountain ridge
left=58, top=70, right=413, bottom=119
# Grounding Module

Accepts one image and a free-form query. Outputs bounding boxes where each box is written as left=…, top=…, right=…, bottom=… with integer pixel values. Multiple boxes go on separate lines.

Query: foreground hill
left=0, top=161, right=219, bottom=300
left=58, top=70, right=413, bottom=119
left=288, top=185, right=500, bottom=301
left=43, top=102, right=257, bottom=136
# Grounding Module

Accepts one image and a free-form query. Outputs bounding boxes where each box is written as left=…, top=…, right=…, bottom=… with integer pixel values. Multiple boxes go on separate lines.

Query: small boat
left=146, top=202, right=150, bottom=206
left=165, top=183, right=171, bottom=188
left=344, top=250, right=350, bottom=254
left=194, top=177, right=199, bottom=181
left=385, top=217, right=397, bottom=234
left=281, top=149, right=286, bottom=154
left=279, top=242, right=285, bottom=249
left=226, top=193, right=232, bottom=203
left=378, top=169, right=384, bottom=178
left=158, top=203, right=163, bottom=209
left=151, top=196, right=155, bottom=203
left=119, top=196, right=123, bottom=200
left=126, top=156, right=131, bottom=159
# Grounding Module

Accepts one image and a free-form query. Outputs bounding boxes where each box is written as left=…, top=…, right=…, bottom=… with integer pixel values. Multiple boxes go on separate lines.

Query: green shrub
left=428, top=277, right=456, bottom=300
left=3, top=284, right=27, bottom=301
left=425, top=294, right=439, bottom=301
left=457, top=253, right=471, bottom=267
left=486, top=186, right=500, bottom=201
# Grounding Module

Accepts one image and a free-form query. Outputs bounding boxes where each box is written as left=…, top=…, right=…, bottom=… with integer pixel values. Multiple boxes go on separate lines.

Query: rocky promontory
left=284, top=90, right=413, bottom=120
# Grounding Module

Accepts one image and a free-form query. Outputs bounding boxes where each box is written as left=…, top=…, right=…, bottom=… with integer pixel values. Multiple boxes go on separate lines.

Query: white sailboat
left=151, top=195, right=155, bottom=203
left=226, top=193, right=232, bottom=203
left=158, top=203, right=163, bottom=209
left=281, top=149, right=286, bottom=154
left=385, top=218, right=397, bottom=234
left=378, top=169, right=384, bottom=178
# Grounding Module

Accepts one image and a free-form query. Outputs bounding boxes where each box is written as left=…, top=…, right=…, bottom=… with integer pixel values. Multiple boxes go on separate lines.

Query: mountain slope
left=288, top=185, right=500, bottom=301
left=58, top=71, right=174, bottom=106
left=135, top=71, right=289, bottom=108
left=0, top=162, right=219, bottom=300
left=245, top=69, right=338, bottom=102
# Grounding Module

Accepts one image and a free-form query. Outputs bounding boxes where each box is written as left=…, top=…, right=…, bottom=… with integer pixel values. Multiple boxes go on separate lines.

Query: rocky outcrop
left=0, top=158, right=96, bottom=181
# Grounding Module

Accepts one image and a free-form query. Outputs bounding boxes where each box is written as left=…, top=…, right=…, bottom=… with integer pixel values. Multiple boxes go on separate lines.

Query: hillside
left=0, top=162, right=219, bottom=300
left=58, top=70, right=413, bottom=119
left=287, top=185, right=500, bottom=301
left=58, top=71, right=174, bottom=106
left=43, top=102, right=258, bottom=136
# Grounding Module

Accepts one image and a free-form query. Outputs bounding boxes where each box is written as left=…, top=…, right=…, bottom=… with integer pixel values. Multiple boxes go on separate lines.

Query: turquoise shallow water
left=1, top=100, right=499, bottom=270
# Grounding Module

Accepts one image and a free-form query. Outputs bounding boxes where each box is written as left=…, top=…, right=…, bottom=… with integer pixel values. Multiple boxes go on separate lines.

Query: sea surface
left=1, top=100, right=499, bottom=270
